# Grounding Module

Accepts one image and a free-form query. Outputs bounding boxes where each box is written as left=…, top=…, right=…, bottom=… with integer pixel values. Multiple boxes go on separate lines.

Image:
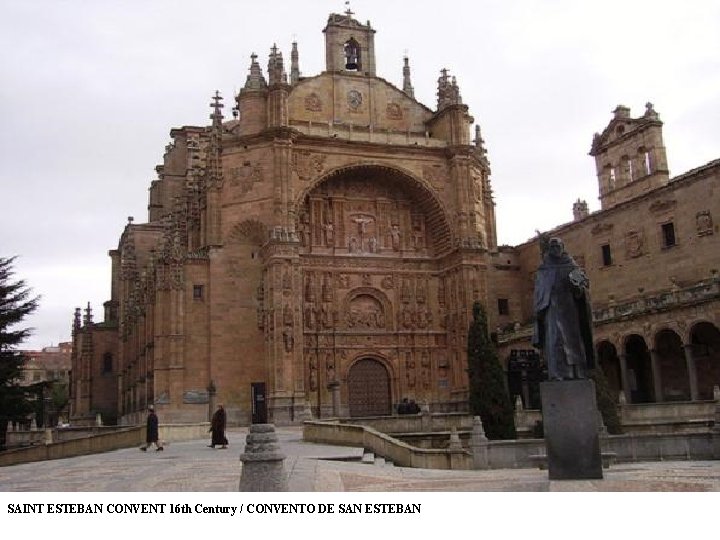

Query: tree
left=0, top=256, right=40, bottom=449
left=467, top=301, right=516, bottom=439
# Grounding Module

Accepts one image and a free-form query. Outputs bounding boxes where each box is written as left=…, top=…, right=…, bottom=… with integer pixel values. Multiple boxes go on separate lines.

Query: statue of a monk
left=532, top=237, right=595, bottom=380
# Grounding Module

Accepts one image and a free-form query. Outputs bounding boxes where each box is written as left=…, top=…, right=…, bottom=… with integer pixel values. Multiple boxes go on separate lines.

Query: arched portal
left=625, top=335, right=653, bottom=403
left=347, top=358, right=391, bottom=417
left=597, top=341, right=621, bottom=399
left=691, top=322, right=720, bottom=400
left=655, top=328, right=689, bottom=401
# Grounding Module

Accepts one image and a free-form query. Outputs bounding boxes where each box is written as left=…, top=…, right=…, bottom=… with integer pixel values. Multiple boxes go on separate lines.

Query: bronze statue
left=532, top=237, right=595, bottom=380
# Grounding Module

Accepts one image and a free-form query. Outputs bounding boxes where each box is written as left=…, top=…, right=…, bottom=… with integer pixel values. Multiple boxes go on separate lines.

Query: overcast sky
left=1, top=0, right=718, bottom=350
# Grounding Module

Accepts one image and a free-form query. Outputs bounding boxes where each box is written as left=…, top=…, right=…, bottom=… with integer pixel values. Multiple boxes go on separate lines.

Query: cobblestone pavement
left=0, top=427, right=718, bottom=491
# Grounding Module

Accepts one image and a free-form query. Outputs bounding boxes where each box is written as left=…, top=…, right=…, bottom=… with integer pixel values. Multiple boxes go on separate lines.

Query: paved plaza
left=0, top=427, right=718, bottom=491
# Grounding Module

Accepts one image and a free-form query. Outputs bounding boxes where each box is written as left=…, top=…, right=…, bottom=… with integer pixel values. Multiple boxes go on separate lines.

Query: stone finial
left=402, top=56, right=414, bottom=98
left=83, top=302, right=93, bottom=326
left=243, top=53, right=267, bottom=91
left=95, top=412, right=103, bottom=427
left=613, top=105, right=630, bottom=119
left=209, top=90, right=224, bottom=128
left=471, top=415, right=488, bottom=441
left=73, top=307, right=82, bottom=333
left=514, top=395, right=524, bottom=412
left=436, top=68, right=462, bottom=109
left=448, top=427, right=463, bottom=451
left=618, top=391, right=627, bottom=406
left=644, top=101, right=658, bottom=119
left=239, top=424, right=288, bottom=492
left=267, top=44, right=287, bottom=86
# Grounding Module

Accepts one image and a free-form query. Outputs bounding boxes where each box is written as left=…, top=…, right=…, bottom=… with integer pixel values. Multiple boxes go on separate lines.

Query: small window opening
left=601, top=244, right=612, bottom=266
left=497, top=298, right=510, bottom=316
left=193, top=285, right=204, bottom=300
left=661, top=222, right=676, bottom=248
left=644, top=151, right=652, bottom=175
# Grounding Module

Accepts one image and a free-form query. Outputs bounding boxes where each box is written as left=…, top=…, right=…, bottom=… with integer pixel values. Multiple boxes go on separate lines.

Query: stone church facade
left=70, top=11, right=720, bottom=426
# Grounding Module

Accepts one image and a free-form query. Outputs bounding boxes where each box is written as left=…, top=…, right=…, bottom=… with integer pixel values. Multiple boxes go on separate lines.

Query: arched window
left=344, top=37, right=361, bottom=70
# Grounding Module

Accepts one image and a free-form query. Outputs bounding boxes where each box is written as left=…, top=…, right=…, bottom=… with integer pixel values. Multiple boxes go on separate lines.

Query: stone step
left=361, top=451, right=375, bottom=464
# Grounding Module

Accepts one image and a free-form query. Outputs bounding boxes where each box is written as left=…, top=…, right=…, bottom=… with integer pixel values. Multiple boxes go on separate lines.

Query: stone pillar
left=239, top=424, right=288, bottom=492
left=448, top=427, right=463, bottom=451
left=683, top=344, right=699, bottom=401
left=44, top=428, right=53, bottom=446
left=712, top=386, right=720, bottom=459
left=649, top=349, right=664, bottom=402
left=469, top=416, right=489, bottom=469
left=618, top=354, right=631, bottom=403
left=95, top=413, right=103, bottom=427
left=420, top=404, right=432, bottom=432
left=328, top=382, right=341, bottom=417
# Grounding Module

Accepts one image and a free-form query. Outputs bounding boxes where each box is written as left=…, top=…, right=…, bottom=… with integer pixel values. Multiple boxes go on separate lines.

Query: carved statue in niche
left=322, top=273, right=332, bottom=302
left=368, top=236, right=378, bottom=253
left=400, top=278, right=412, bottom=303
left=323, top=220, right=334, bottom=246
left=336, top=274, right=350, bottom=289
left=349, top=236, right=359, bottom=253
left=381, top=275, right=394, bottom=289
left=405, top=353, right=416, bottom=389
left=696, top=211, right=713, bottom=236
left=420, top=352, right=431, bottom=390
left=299, top=211, right=311, bottom=247
left=282, top=269, right=292, bottom=290
left=412, top=222, right=425, bottom=250
left=283, top=304, right=293, bottom=326
left=283, top=326, right=294, bottom=352
left=416, top=308, right=432, bottom=329
left=390, top=224, right=401, bottom=251
left=326, top=354, right=336, bottom=383
left=399, top=306, right=414, bottom=329
left=362, top=274, right=372, bottom=286
left=320, top=305, right=332, bottom=329
left=304, top=305, right=317, bottom=330
left=349, top=214, right=374, bottom=253
left=416, top=279, right=427, bottom=304
left=308, top=355, right=318, bottom=391
left=305, top=273, right=316, bottom=302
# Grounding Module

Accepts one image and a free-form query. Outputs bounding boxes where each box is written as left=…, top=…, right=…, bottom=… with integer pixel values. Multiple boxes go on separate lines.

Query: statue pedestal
left=540, top=380, right=603, bottom=480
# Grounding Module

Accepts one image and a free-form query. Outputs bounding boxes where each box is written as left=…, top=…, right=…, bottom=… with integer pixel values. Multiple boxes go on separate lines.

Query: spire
left=437, top=68, right=462, bottom=110
left=402, top=55, right=414, bottom=98
left=267, top=44, right=287, bottom=86
left=83, top=302, right=93, bottom=327
left=72, top=307, right=82, bottom=335
left=243, top=53, right=267, bottom=91
left=290, top=41, right=300, bottom=85
left=473, top=125, right=487, bottom=158
left=209, top=90, right=224, bottom=130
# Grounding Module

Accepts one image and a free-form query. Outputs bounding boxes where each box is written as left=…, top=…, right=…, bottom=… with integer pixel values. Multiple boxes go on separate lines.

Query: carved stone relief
left=228, top=163, right=264, bottom=196
left=696, top=210, right=713, bottom=236
left=625, top=230, right=645, bottom=258
left=386, top=102, right=403, bottom=120
left=304, top=93, right=322, bottom=112
left=346, top=295, right=385, bottom=329
left=292, top=151, right=326, bottom=182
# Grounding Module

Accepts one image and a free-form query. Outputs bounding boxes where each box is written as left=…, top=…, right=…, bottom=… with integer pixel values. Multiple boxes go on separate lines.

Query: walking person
left=208, top=403, right=228, bottom=449
left=140, top=405, right=163, bottom=451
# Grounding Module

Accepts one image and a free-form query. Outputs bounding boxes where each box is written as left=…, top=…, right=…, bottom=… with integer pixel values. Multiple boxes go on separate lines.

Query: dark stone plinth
left=540, top=380, right=603, bottom=480
left=239, top=423, right=288, bottom=491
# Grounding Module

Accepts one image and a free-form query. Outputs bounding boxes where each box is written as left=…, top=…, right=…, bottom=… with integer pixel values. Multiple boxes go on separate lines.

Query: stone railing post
left=469, top=416, right=489, bottom=469
left=239, top=424, right=288, bottom=492
left=712, top=386, right=720, bottom=459
left=96, top=413, right=103, bottom=427
left=44, top=428, right=53, bottom=446
left=420, top=403, right=432, bottom=432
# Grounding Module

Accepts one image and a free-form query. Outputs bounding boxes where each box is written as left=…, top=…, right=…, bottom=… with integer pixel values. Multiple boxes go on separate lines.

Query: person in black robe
left=208, top=403, right=228, bottom=449
left=532, top=237, right=595, bottom=380
left=140, top=405, right=163, bottom=451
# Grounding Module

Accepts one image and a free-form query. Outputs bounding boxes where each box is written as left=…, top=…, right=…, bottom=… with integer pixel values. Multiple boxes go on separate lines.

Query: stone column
left=44, top=428, right=53, bottom=446
left=618, top=354, right=631, bottom=403
left=239, top=424, right=288, bottom=492
left=683, top=344, right=699, bottom=401
left=649, top=349, right=664, bottom=402
left=328, top=382, right=341, bottom=417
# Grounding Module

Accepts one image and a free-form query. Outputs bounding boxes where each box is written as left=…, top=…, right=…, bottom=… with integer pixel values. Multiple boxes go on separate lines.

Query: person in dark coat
left=140, top=405, right=163, bottom=451
left=208, top=404, right=228, bottom=449
left=532, top=236, right=595, bottom=380
left=397, top=398, right=409, bottom=415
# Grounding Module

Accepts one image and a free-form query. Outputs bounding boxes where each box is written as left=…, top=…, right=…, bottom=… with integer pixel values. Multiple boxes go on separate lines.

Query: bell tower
left=590, top=102, right=669, bottom=210
left=323, top=9, right=376, bottom=76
